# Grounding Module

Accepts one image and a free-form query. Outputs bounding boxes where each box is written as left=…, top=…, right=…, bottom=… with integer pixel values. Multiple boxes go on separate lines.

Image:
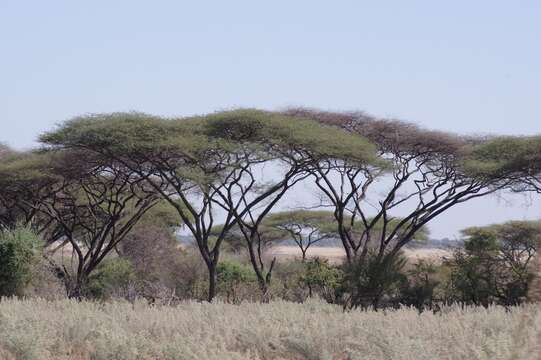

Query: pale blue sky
left=1, top=0, right=540, bottom=237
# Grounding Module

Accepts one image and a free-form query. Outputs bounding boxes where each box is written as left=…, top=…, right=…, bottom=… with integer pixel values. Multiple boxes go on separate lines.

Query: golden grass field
left=0, top=298, right=539, bottom=360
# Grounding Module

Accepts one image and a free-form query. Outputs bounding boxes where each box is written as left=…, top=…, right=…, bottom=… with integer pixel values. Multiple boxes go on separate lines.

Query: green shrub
left=0, top=226, right=43, bottom=297
left=340, top=252, right=408, bottom=309
left=445, top=222, right=539, bottom=306
left=86, top=258, right=136, bottom=300
left=300, top=258, right=343, bottom=302
left=217, top=260, right=257, bottom=303
left=399, top=260, right=441, bottom=311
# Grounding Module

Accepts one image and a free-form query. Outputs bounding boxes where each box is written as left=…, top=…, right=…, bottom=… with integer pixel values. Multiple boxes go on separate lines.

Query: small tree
left=264, top=210, right=336, bottom=261
left=0, top=226, right=43, bottom=297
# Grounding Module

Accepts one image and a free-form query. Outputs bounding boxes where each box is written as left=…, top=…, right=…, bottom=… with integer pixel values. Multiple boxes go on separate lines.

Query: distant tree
left=263, top=210, right=336, bottom=261
left=447, top=220, right=540, bottom=306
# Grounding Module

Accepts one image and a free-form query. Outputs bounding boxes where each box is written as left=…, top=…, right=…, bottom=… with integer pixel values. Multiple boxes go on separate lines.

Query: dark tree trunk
left=207, top=262, right=217, bottom=302
left=301, top=249, right=307, bottom=262
left=66, top=278, right=85, bottom=300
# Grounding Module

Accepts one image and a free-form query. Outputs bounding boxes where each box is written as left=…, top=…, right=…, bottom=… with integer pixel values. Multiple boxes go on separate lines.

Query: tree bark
left=207, top=262, right=217, bottom=302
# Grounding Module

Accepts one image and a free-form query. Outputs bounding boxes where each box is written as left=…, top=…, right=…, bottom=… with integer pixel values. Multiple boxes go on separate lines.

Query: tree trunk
left=207, top=262, right=217, bottom=302
left=66, top=278, right=85, bottom=300
left=259, top=280, right=271, bottom=303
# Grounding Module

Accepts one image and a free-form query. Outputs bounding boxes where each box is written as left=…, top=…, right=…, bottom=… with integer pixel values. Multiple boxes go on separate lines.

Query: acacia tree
left=40, top=110, right=378, bottom=301
left=204, top=111, right=377, bottom=299
left=0, top=150, right=158, bottom=298
left=285, top=109, right=516, bottom=265
left=263, top=210, right=336, bottom=261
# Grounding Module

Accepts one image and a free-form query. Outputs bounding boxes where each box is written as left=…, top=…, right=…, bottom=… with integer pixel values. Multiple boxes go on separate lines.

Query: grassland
left=0, top=298, right=539, bottom=360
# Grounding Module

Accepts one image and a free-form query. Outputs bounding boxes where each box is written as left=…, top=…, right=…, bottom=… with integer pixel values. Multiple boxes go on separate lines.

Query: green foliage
left=86, top=258, right=136, bottom=300
left=199, top=109, right=379, bottom=163
left=40, top=112, right=193, bottom=155
left=136, top=199, right=183, bottom=232
left=399, top=260, right=440, bottom=310
left=40, top=109, right=380, bottom=169
left=217, top=260, right=256, bottom=284
left=340, top=252, right=408, bottom=309
left=465, top=135, right=541, bottom=178
left=446, top=220, right=540, bottom=306
left=0, top=151, right=59, bottom=184
left=0, top=226, right=43, bottom=297
left=300, top=258, right=343, bottom=302
left=217, top=259, right=257, bottom=302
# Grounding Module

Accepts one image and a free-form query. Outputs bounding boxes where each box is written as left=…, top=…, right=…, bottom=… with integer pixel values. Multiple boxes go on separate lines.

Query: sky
left=1, top=1, right=540, bottom=238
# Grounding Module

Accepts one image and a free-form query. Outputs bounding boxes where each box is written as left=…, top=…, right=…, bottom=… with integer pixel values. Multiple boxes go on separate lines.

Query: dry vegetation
left=0, top=298, right=539, bottom=360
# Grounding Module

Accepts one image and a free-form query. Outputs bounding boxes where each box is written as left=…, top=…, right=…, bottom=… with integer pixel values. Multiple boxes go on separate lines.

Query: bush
left=398, top=260, right=441, bottom=311
left=340, top=252, right=408, bottom=309
left=120, top=225, right=209, bottom=302
left=445, top=223, right=539, bottom=306
left=85, top=258, right=137, bottom=300
left=0, top=226, right=43, bottom=297
left=300, top=257, right=343, bottom=302
left=217, top=259, right=257, bottom=303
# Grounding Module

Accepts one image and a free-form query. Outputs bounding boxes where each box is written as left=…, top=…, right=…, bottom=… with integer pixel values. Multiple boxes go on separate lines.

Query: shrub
left=217, top=259, right=257, bottom=303
left=86, top=258, right=137, bottom=300
left=0, top=226, right=43, bottom=297
left=445, top=222, right=539, bottom=306
left=398, top=260, right=440, bottom=311
left=299, top=257, right=343, bottom=302
left=340, top=252, right=408, bottom=309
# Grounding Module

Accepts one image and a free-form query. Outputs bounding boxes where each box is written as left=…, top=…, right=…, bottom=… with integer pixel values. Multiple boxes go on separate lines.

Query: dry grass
left=0, top=298, right=539, bottom=360
left=269, top=246, right=450, bottom=264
